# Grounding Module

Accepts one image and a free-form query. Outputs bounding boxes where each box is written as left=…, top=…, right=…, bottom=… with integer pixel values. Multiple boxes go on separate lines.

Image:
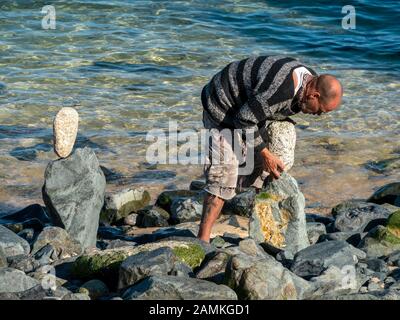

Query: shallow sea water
left=0, top=0, right=399, bottom=214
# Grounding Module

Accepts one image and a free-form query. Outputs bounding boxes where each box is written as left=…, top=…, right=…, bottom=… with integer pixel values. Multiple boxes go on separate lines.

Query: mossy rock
left=256, top=192, right=280, bottom=202
left=71, top=241, right=206, bottom=285
left=387, top=210, right=400, bottom=238
left=372, top=225, right=400, bottom=245
left=172, top=243, right=206, bottom=269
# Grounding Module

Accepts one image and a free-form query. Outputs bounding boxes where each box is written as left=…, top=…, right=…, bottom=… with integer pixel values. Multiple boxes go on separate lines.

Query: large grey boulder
left=249, top=173, right=309, bottom=254
left=42, top=147, right=106, bottom=249
left=0, top=268, right=39, bottom=293
left=122, top=275, right=237, bottom=300
left=332, top=200, right=391, bottom=233
left=0, top=225, right=30, bottom=258
left=368, top=182, right=400, bottom=207
left=118, top=247, right=181, bottom=289
left=32, top=226, right=83, bottom=260
left=290, top=240, right=366, bottom=279
left=224, top=253, right=310, bottom=300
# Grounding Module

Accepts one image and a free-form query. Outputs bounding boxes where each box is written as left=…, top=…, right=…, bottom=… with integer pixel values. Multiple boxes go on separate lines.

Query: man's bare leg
left=197, top=193, right=225, bottom=243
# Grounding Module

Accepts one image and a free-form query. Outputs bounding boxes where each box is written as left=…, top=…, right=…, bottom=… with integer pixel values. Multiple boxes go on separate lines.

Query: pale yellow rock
left=53, top=107, right=79, bottom=158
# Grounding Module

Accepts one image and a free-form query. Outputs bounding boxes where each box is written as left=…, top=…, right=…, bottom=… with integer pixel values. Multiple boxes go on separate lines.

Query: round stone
left=53, top=107, right=79, bottom=158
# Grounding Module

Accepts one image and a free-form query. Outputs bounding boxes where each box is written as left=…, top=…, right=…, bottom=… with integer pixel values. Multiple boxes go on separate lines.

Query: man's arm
left=232, top=99, right=286, bottom=179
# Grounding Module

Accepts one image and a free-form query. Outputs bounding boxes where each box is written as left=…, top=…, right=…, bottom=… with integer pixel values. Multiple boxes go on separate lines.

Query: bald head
left=316, top=74, right=343, bottom=111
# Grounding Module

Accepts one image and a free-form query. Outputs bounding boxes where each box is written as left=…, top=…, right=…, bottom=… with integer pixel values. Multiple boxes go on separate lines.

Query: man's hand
left=260, top=148, right=285, bottom=179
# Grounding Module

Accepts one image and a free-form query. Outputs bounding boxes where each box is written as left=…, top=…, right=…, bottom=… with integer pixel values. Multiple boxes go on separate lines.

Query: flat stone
left=0, top=204, right=51, bottom=225
left=224, top=253, right=310, bottom=300
left=53, top=107, right=79, bottom=158
left=118, top=247, right=179, bottom=289
left=368, top=182, right=400, bottom=206
left=291, top=240, right=366, bottom=278
left=0, top=268, right=39, bottom=293
left=0, top=225, right=30, bottom=258
left=222, top=190, right=256, bottom=217
left=249, top=173, right=309, bottom=254
left=122, top=275, right=237, bottom=300
left=358, top=225, right=400, bottom=258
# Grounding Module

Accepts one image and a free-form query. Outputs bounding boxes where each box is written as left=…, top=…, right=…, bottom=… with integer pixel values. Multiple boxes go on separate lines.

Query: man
left=198, top=55, right=343, bottom=242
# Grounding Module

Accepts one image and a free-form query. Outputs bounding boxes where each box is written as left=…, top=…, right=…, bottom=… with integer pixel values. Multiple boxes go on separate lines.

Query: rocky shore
left=1, top=144, right=400, bottom=300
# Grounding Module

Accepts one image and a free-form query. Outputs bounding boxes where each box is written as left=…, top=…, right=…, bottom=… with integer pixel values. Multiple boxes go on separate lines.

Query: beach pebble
left=53, top=107, right=79, bottom=158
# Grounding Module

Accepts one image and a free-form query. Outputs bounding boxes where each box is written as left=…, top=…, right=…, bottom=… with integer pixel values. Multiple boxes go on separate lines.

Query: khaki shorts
left=203, top=110, right=296, bottom=200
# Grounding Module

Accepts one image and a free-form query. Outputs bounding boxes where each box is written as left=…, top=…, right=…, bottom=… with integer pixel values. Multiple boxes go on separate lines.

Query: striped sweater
left=201, top=55, right=317, bottom=151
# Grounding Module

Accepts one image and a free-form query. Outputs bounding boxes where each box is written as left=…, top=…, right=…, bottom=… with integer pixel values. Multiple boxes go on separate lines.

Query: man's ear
left=312, top=92, right=320, bottom=99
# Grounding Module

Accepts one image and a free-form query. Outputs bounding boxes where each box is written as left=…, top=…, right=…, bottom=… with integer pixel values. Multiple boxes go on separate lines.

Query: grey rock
left=195, top=251, right=230, bottom=284
left=307, top=222, right=326, bottom=245
left=225, top=253, right=310, bottom=300
left=42, top=147, right=106, bottom=249
left=306, top=265, right=363, bottom=299
left=102, top=187, right=150, bottom=223
left=320, top=289, right=400, bottom=300
left=1, top=218, right=44, bottom=234
left=33, top=244, right=57, bottom=266
left=0, top=292, right=19, bottom=300
left=227, top=215, right=241, bottom=228
left=332, top=200, right=391, bottom=233
left=79, top=279, right=109, bottom=300
left=210, top=236, right=227, bottom=248
left=318, top=231, right=366, bottom=247
left=0, top=268, right=39, bottom=293
left=106, top=239, right=136, bottom=250
left=249, top=173, right=309, bottom=254
left=291, top=240, right=366, bottom=279
left=222, top=190, right=256, bottom=217
left=155, top=190, right=202, bottom=213
left=305, top=214, right=334, bottom=226
left=123, top=213, right=138, bottom=226
left=62, top=292, right=91, bottom=300
left=368, top=182, right=400, bottom=207
left=0, top=247, right=7, bottom=268
left=7, top=254, right=40, bottom=273
left=118, top=247, right=179, bottom=289
left=386, top=250, right=400, bottom=266
left=365, top=259, right=389, bottom=273
left=17, top=284, right=72, bottom=300
left=136, top=206, right=169, bottom=227
left=0, top=225, right=30, bottom=258
left=32, top=226, right=82, bottom=260
left=0, top=204, right=51, bottom=226
left=17, top=228, right=36, bottom=244
left=358, top=225, right=400, bottom=258
left=169, top=262, right=193, bottom=277
left=170, top=197, right=203, bottom=224
left=122, top=275, right=237, bottom=300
